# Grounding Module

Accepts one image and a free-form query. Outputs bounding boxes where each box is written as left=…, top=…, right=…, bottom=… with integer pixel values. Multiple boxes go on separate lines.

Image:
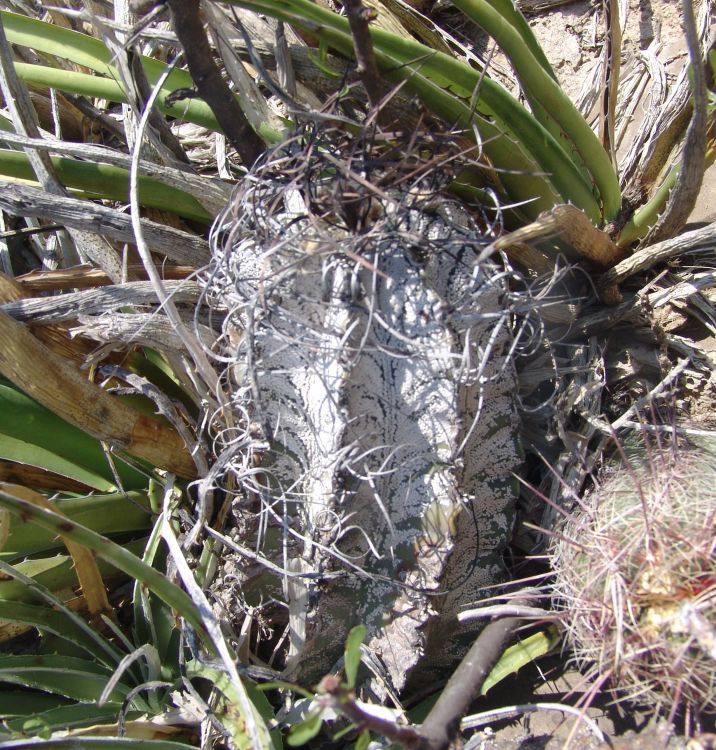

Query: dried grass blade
left=0, top=310, right=196, bottom=479
left=0, top=181, right=211, bottom=266
left=1, top=280, right=201, bottom=324
left=0, top=482, right=113, bottom=619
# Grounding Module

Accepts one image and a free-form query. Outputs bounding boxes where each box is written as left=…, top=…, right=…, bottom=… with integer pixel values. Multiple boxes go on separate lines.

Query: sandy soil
left=525, top=0, right=715, bottom=226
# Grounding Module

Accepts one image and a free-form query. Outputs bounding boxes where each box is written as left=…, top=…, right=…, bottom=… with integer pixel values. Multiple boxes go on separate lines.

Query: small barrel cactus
left=551, top=431, right=716, bottom=715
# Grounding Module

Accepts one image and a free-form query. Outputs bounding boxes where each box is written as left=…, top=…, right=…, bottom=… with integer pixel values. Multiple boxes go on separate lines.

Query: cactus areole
left=203, top=128, right=522, bottom=695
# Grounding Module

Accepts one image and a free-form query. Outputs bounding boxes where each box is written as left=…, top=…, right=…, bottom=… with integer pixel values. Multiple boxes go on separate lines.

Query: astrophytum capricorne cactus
left=202, top=129, right=523, bottom=695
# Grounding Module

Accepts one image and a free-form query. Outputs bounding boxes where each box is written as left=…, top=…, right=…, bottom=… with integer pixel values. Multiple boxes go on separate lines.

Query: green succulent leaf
left=0, top=560, right=123, bottom=667
left=344, top=625, right=367, bottom=689
left=4, top=703, right=125, bottom=736
left=0, top=654, right=131, bottom=704
left=354, top=729, right=371, bottom=750
left=0, top=379, right=146, bottom=492
left=222, top=0, right=604, bottom=222
left=480, top=627, right=560, bottom=695
left=286, top=711, right=323, bottom=747
left=0, top=489, right=209, bottom=646
left=0, top=599, right=113, bottom=663
left=1, top=492, right=151, bottom=561
left=0, top=739, right=198, bottom=750
left=1, top=9, right=283, bottom=142
left=0, top=691, right=69, bottom=719
left=0, top=149, right=212, bottom=223
left=451, top=0, right=621, bottom=220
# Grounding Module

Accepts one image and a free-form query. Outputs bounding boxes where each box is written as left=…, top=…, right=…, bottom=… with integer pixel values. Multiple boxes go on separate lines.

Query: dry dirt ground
left=456, top=1, right=715, bottom=748
left=527, top=0, right=715, bottom=226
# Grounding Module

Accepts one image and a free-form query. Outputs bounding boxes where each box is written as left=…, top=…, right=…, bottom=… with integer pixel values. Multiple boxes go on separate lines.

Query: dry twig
left=417, top=616, right=521, bottom=750
left=166, top=0, right=265, bottom=165
left=599, top=220, right=716, bottom=287
left=642, top=0, right=708, bottom=245
left=1, top=280, right=201, bottom=323
left=343, top=0, right=386, bottom=111
left=0, top=181, right=211, bottom=265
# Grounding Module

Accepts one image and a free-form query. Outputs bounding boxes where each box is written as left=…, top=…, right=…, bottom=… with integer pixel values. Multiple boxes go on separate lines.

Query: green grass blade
left=0, top=489, right=211, bottom=647
left=0, top=379, right=146, bottom=492
left=0, top=654, right=130, bottom=703
left=451, top=0, right=620, bottom=221
left=0, top=148, right=212, bottom=223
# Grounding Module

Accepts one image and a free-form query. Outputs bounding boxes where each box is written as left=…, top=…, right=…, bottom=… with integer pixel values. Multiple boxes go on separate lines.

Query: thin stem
left=343, top=0, right=385, bottom=110
left=417, top=616, right=520, bottom=750
left=166, top=0, right=265, bottom=166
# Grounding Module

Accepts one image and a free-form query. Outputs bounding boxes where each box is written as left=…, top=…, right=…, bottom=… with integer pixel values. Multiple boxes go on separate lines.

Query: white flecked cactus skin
left=203, top=130, right=522, bottom=695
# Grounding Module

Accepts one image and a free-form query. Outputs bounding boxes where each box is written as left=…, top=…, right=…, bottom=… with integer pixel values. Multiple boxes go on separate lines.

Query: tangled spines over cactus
left=551, top=432, right=716, bottom=715
left=199, top=126, right=537, bottom=694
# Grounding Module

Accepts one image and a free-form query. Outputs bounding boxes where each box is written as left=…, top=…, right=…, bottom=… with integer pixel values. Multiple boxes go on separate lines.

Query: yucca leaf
left=1, top=491, right=151, bottom=561
left=223, top=0, right=603, bottom=222
left=132, top=519, right=181, bottom=677
left=0, top=654, right=134, bottom=704
left=0, top=555, right=85, bottom=602
left=2, top=484, right=113, bottom=618
left=4, top=702, right=125, bottom=735
left=451, top=0, right=621, bottom=220
left=1, top=11, right=216, bottom=129
left=1, top=10, right=129, bottom=77
left=618, top=140, right=716, bottom=246
left=0, top=691, right=69, bottom=718
left=0, top=559, right=124, bottom=667
left=0, top=489, right=210, bottom=646
left=0, top=149, right=212, bottom=223
left=1, top=10, right=283, bottom=142
left=0, top=738, right=197, bottom=749
left=0, top=539, right=147, bottom=604
left=0, top=434, right=113, bottom=494
left=0, top=316, right=196, bottom=480
left=0, top=599, right=118, bottom=662
left=126, top=352, right=199, bottom=421
left=12, top=62, right=220, bottom=132
left=477, top=0, right=556, bottom=80
left=0, top=379, right=146, bottom=492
